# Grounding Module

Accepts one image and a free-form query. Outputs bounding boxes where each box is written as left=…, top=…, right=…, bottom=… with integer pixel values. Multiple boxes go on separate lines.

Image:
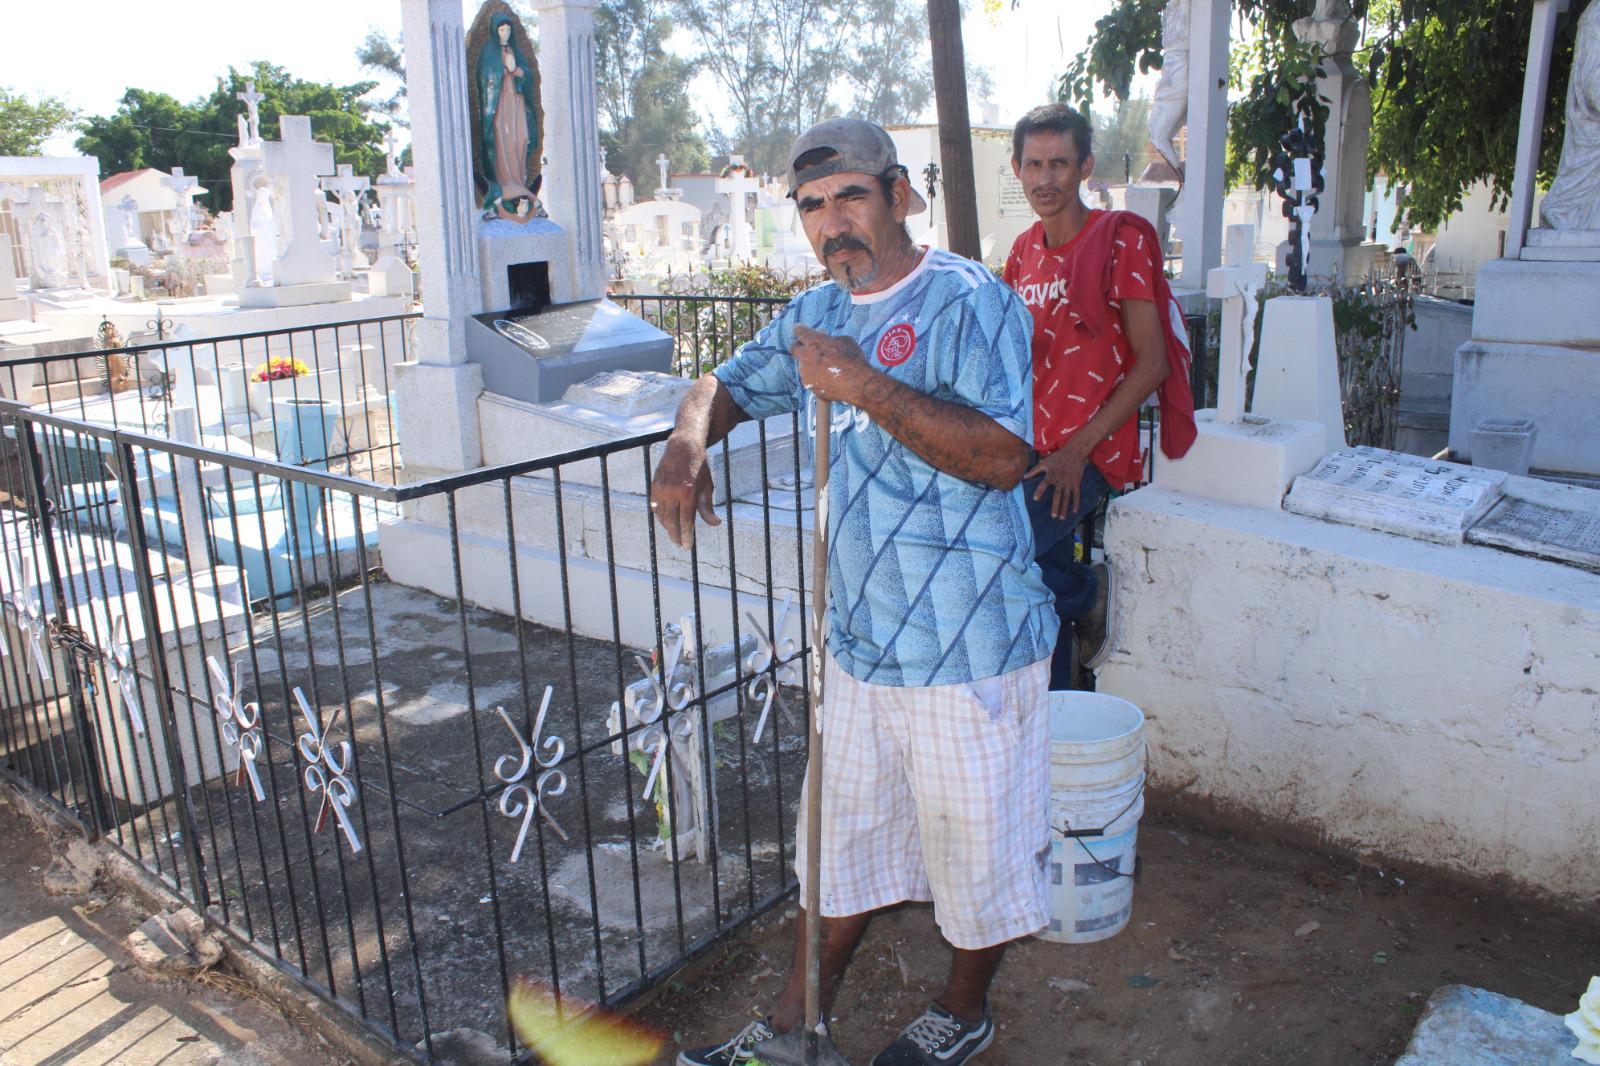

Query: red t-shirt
left=1003, top=213, right=1159, bottom=490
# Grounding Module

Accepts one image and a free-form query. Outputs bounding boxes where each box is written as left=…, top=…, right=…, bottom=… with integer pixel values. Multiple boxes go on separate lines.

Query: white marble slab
left=1284, top=447, right=1506, bottom=544
left=1466, top=475, right=1600, bottom=571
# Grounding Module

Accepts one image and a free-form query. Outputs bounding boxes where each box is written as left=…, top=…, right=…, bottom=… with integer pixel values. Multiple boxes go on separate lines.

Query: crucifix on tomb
left=237, top=80, right=265, bottom=146
left=656, top=153, right=671, bottom=195
left=383, top=127, right=402, bottom=178
left=162, top=167, right=200, bottom=246
left=1207, top=223, right=1268, bottom=424
left=320, top=163, right=371, bottom=275
left=260, top=115, right=339, bottom=287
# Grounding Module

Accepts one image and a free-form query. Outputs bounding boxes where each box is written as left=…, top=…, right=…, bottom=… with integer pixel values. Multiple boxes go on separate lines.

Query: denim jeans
left=1023, top=459, right=1109, bottom=689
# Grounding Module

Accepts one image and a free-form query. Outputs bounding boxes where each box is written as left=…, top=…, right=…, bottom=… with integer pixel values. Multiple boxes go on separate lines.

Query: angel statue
left=469, top=5, right=544, bottom=222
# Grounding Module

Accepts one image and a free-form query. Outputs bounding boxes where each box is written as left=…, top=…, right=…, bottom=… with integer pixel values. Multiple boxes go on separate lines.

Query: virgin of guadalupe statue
left=468, top=5, right=544, bottom=223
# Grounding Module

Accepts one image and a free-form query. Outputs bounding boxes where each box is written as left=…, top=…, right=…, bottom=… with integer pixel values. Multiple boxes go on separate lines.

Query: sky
left=1, top=1, right=1145, bottom=158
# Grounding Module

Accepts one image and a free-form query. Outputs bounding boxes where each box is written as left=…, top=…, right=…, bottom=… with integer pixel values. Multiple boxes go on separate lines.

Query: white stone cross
left=319, top=163, right=370, bottom=203
left=656, top=153, right=671, bottom=193
left=383, top=127, right=402, bottom=177
left=162, top=167, right=200, bottom=243
left=236, top=79, right=265, bottom=146
left=320, top=164, right=371, bottom=273
left=261, top=115, right=338, bottom=286
left=1207, top=223, right=1268, bottom=424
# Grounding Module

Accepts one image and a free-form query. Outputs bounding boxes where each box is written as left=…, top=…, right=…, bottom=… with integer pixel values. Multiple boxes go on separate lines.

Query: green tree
left=843, top=0, right=936, bottom=127
left=77, top=62, right=389, bottom=213
left=1059, top=0, right=1592, bottom=230
left=0, top=87, right=77, bottom=156
left=672, top=0, right=936, bottom=173
left=595, top=0, right=710, bottom=188
left=1093, top=94, right=1154, bottom=180
left=356, top=28, right=408, bottom=126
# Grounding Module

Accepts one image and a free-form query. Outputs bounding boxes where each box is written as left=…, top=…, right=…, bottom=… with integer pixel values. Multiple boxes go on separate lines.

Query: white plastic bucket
left=1041, top=692, right=1146, bottom=944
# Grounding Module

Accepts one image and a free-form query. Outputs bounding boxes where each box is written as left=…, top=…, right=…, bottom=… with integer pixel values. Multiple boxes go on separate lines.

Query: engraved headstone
left=1284, top=447, right=1506, bottom=544
left=1467, top=489, right=1600, bottom=572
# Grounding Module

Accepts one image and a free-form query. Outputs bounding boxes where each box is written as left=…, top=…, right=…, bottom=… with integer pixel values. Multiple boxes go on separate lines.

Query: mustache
left=822, top=235, right=870, bottom=258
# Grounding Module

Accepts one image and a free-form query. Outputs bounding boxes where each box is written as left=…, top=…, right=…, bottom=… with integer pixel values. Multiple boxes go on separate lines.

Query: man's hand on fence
left=651, top=437, right=721, bottom=549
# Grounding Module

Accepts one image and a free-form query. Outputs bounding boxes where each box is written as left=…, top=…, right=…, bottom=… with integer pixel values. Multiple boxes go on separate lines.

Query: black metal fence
left=2, top=314, right=414, bottom=485
left=0, top=395, right=812, bottom=1062
left=614, top=293, right=790, bottom=378
left=0, top=293, right=1219, bottom=1057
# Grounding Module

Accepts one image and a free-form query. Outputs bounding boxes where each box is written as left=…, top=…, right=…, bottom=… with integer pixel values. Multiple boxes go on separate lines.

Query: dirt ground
left=638, top=801, right=1600, bottom=1066
left=0, top=790, right=349, bottom=1066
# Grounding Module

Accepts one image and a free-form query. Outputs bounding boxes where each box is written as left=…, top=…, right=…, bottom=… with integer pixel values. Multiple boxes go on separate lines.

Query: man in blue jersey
left=653, top=118, right=1055, bottom=1066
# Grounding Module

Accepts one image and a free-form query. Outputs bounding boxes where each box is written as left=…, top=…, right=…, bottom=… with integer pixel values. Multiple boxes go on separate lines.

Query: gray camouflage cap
left=785, top=117, right=928, bottom=215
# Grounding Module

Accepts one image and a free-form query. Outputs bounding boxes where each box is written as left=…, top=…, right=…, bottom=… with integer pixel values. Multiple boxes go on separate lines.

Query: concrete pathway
left=0, top=789, right=347, bottom=1066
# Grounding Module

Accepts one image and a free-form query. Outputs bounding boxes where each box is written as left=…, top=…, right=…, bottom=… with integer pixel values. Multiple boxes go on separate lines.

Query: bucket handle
left=1055, top=787, right=1143, bottom=882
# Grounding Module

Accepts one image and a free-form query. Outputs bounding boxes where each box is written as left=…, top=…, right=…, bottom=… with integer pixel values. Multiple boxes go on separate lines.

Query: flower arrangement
left=252, top=357, right=311, bottom=383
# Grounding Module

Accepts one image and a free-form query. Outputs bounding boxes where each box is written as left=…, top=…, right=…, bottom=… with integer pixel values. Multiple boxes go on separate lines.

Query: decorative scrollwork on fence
left=491, top=685, right=570, bottom=863
left=15, top=555, right=51, bottom=680
left=206, top=654, right=265, bottom=802
left=742, top=593, right=799, bottom=744
left=294, top=689, right=362, bottom=854
left=106, top=612, right=145, bottom=736
left=628, top=617, right=698, bottom=806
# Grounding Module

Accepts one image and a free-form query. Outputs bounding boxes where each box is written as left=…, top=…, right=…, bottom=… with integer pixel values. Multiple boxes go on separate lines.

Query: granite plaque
left=1466, top=496, right=1600, bottom=571
left=1283, top=448, right=1506, bottom=544
left=464, top=297, right=673, bottom=404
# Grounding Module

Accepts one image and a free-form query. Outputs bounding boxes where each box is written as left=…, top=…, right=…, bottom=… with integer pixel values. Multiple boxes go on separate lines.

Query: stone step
left=34, top=375, right=107, bottom=405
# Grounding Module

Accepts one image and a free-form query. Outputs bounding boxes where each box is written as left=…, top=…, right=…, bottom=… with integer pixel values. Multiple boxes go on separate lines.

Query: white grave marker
left=1284, top=447, right=1506, bottom=544
left=1206, top=224, right=1267, bottom=424
left=236, top=80, right=265, bottom=147
left=261, top=116, right=339, bottom=286
left=162, top=168, right=200, bottom=245
left=319, top=164, right=371, bottom=274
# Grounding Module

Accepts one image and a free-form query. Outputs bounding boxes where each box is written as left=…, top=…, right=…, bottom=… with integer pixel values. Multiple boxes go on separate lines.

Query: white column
left=531, top=0, right=606, bottom=301
left=401, top=0, right=483, bottom=363
left=1179, top=0, right=1231, bottom=287
left=167, top=407, right=213, bottom=577
left=1505, top=0, right=1570, bottom=259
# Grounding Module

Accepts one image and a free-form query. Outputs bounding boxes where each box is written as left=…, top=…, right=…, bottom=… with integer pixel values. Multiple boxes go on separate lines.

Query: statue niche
left=467, top=2, right=545, bottom=223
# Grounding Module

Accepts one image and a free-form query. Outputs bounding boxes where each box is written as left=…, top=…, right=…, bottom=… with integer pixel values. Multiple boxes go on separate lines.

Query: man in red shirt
left=1003, top=104, right=1175, bottom=688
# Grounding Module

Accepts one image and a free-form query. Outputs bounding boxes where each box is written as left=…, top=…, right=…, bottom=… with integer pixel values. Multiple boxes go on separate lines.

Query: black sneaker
left=870, top=1002, right=994, bottom=1065
left=677, top=1018, right=777, bottom=1066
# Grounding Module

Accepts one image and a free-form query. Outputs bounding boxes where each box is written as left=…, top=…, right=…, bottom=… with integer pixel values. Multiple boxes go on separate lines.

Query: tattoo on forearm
left=855, top=373, right=1025, bottom=489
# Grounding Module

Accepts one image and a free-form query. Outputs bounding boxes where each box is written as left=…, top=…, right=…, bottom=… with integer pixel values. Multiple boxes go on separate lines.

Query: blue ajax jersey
left=714, top=248, right=1057, bottom=687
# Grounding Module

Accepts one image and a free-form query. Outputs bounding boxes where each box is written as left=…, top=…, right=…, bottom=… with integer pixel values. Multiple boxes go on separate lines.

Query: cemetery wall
left=1097, top=487, right=1600, bottom=908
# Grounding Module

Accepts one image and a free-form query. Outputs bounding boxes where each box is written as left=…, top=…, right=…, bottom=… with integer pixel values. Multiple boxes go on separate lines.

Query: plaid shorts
left=795, top=655, right=1052, bottom=949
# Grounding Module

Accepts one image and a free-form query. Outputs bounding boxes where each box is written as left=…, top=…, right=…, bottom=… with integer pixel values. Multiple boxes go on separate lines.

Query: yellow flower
left=251, top=357, right=311, bottom=383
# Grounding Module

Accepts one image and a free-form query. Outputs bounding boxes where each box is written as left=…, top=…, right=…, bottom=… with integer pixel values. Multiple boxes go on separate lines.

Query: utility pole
left=928, top=0, right=979, bottom=261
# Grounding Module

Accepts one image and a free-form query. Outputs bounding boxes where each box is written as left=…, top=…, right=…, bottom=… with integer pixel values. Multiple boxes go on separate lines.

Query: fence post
left=16, top=418, right=113, bottom=833
left=110, top=437, right=211, bottom=906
